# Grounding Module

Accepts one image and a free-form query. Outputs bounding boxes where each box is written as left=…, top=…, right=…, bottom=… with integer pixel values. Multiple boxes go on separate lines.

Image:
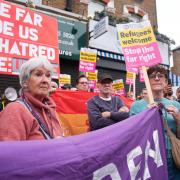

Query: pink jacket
left=0, top=92, right=62, bottom=141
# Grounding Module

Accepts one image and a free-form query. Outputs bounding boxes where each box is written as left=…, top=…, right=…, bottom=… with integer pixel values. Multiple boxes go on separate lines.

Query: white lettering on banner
left=93, top=163, right=122, bottom=180
left=124, top=47, right=154, bottom=56
left=126, top=56, right=137, bottom=63
left=143, top=130, right=163, bottom=179
left=19, top=25, right=38, bottom=41
left=91, top=130, right=163, bottom=180
left=0, top=57, right=8, bottom=72
left=16, top=8, right=25, bottom=21
left=15, top=7, right=42, bottom=27
left=127, top=130, right=163, bottom=180
left=149, top=130, right=163, bottom=167
left=139, top=53, right=156, bottom=62
left=0, top=20, right=14, bottom=36
left=10, top=42, right=21, bottom=55
left=0, top=38, right=55, bottom=60
left=127, top=146, right=142, bottom=179
left=60, top=50, right=72, bottom=56
left=0, top=2, right=11, bottom=18
left=63, top=32, right=74, bottom=39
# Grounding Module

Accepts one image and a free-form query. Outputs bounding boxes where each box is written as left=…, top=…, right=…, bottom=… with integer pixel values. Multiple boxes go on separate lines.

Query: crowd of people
left=0, top=57, right=180, bottom=179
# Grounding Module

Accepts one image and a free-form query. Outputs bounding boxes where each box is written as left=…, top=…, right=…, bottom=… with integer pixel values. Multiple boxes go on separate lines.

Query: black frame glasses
left=149, top=74, right=165, bottom=80
left=78, top=82, right=88, bottom=85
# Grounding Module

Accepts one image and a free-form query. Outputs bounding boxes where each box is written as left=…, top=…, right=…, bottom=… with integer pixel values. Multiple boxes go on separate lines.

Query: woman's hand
left=147, top=102, right=159, bottom=109
left=166, top=105, right=180, bottom=123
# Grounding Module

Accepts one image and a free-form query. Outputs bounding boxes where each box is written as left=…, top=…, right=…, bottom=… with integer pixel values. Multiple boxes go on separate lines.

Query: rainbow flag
left=51, top=90, right=134, bottom=136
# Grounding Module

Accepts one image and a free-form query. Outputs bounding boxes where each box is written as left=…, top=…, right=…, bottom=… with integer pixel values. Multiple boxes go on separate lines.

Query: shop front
left=58, top=16, right=88, bottom=85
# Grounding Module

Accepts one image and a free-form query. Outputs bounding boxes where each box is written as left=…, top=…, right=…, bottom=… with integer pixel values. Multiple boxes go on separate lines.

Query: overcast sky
left=156, top=0, right=180, bottom=48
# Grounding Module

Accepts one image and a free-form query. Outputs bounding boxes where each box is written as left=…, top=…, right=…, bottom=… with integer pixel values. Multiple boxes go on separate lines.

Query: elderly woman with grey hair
left=0, top=57, right=62, bottom=140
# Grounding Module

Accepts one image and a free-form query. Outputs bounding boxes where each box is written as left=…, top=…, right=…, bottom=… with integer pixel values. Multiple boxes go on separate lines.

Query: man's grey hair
left=19, top=57, right=54, bottom=87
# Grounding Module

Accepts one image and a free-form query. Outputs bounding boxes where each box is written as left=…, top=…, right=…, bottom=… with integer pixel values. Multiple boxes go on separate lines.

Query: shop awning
left=97, top=50, right=125, bottom=61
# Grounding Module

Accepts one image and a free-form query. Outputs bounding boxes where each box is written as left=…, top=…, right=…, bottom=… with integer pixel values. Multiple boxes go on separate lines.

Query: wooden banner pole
left=142, top=66, right=154, bottom=104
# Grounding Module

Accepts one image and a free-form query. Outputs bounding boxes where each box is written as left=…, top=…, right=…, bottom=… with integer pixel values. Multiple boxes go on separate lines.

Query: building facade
left=1, top=0, right=170, bottom=96
left=170, top=46, right=180, bottom=87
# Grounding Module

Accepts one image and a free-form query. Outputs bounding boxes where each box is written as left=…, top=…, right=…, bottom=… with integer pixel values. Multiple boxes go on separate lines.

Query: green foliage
left=94, top=10, right=131, bottom=26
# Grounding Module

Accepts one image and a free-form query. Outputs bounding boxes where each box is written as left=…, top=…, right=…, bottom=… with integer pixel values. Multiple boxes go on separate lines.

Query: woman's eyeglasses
left=149, top=74, right=165, bottom=80
left=79, top=82, right=88, bottom=85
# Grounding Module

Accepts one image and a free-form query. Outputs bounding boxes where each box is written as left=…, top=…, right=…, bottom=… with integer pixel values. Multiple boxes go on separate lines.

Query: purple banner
left=0, top=108, right=168, bottom=179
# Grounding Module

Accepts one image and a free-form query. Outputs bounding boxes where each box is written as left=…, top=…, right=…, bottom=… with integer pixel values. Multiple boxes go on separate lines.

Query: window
left=88, top=0, right=105, bottom=18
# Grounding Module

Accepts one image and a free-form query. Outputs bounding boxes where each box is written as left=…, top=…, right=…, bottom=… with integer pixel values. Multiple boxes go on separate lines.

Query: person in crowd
left=0, top=57, right=62, bottom=140
left=130, top=65, right=180, bottom=180
left=70, top=87, right=78, bottom=91
left=61, top=84, right=72, bottom=90
left=76, top=74, right=89, bottom=92
left=136, top=88, right=148, bottom=100
left=140, top=88, right=148, bottom=100
left=176, top=87, right=180, bottom=103
left=87, top=74, right=129, bottom=131
left=51, top=81, right=58, bottom=89
left=49, top=81, right=59, bottom=93
left=126, top=91, right=134, bottom=100
left=164, top=81, right=176, bottom=100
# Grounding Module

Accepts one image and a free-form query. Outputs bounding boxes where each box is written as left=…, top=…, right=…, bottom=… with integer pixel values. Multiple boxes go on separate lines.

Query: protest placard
left=0, top=0, right=59, bottom=76
left=117, top=20, right=162, bottom=69
left=59, top=74, right=71, bottom=85
left=79, top=48, right=97, bottom=72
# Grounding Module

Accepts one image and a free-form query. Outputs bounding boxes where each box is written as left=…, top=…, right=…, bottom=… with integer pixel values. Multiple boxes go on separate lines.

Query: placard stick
left=142, top=66, right=154, bottom=104
left=133, top=73, right=136, bottom=100
left=128, top=84, right=132, bottom=92
left=2, top=101, right=5, bottom=110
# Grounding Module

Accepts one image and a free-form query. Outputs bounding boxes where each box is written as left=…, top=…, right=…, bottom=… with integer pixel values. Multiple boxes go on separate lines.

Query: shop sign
left=58, top=17, right=87, bottom=60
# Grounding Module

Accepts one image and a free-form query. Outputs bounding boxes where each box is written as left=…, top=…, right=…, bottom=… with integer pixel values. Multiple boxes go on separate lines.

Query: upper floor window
left=88, top=0, right=106, bottom=18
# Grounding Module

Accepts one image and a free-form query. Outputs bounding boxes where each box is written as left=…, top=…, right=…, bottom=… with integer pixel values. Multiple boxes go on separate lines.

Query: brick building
left=170, top=46, right=180, bottom=87
left=42, top=0, right=158, bottom=29
left=1, top=0, right=169, bottom=96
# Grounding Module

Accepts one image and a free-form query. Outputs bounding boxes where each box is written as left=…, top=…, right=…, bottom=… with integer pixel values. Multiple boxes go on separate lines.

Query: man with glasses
left=87, top=73, right=129, bottom=131
left=130, top=65, right=180, bottom=180
left=76, top=74, right=89, bottom=92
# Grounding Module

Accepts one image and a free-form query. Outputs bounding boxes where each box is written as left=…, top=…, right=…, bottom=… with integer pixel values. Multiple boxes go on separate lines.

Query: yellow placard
left=126, top=72, right=134, bottom=79
left=59, top=74, right=71, bottom=85
left=113, top=80, right=124, bottom=90
left=118, top=26, right=156, bottom=48
left=86, top=72, right=97, bottom=81
left=80, top=51, right=97, bottom=63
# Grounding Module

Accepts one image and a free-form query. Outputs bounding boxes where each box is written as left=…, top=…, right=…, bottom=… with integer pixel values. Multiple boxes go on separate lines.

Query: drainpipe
left=65, top=0, right=72, bottom=12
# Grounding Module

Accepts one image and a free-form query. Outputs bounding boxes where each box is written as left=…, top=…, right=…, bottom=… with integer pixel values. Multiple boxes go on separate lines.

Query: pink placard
left=115, top=89, right=125, bottom=96
left=79, top=61, right=96, bottom=72
left=88, top=80, right=96, bottom=89
left=139, top=68, right=145, bottom=82
left=123, top=43, right=162, bottom=69
left=126, top=67, right=139, bottom=74
left=117, top=21, right=162, bottom=69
